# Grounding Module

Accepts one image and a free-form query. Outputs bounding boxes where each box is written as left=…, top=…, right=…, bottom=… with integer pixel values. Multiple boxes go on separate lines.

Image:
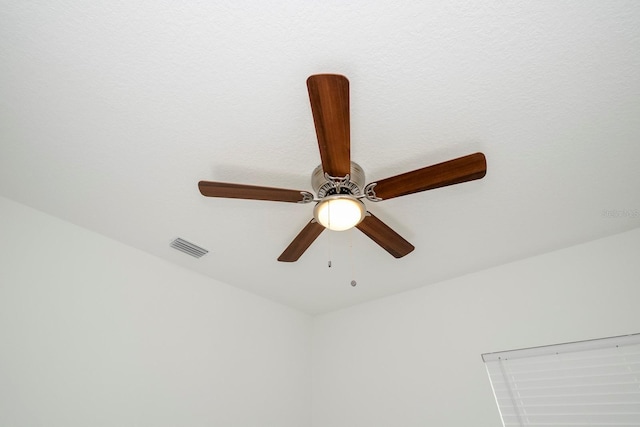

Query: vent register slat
left=483, top=334, right=640, bottom=426
left=170, top=238, right=208, bottom=258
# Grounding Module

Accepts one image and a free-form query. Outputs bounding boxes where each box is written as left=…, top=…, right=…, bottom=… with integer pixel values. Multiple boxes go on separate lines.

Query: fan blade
left=356, top=213, right=414, bottom=258
left=278, top=219, right=325, bottom=262
left=369, top=152, right=487, bottom=201
left=198, top=181, right=311, bottom=203
left=307, top=74, right=351, bottom=177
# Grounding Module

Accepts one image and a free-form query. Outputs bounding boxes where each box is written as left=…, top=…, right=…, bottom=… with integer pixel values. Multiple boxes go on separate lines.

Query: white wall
left=312, top=227, right=640, bottom=427
left=3, top=194, right=639, bottom=427
left=0, top=196, right=312, bottom=427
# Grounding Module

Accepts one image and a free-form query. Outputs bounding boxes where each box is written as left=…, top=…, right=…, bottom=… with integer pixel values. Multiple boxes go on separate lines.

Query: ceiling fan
left=199, top=74, right=487, bottom=262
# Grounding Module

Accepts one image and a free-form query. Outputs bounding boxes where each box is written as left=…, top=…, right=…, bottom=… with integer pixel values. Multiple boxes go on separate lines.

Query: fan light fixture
left=313, top=195, right=366, bottom=231
left=198, top=74, right=487, bottom=262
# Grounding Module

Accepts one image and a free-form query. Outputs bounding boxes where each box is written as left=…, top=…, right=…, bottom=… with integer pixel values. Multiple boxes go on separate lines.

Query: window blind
left=483, top=334, right=640, bottom=426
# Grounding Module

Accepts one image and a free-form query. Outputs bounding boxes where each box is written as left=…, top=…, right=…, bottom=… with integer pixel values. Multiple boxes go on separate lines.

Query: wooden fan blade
left=198, top=181, right=311, bottom=203
left=356, top=213, right=414, bottom=258
left=278, top=219, right=325, bottom=262
left=307, top=74, right=350, bottom=177
left=370, top=152, right=487, bottom=201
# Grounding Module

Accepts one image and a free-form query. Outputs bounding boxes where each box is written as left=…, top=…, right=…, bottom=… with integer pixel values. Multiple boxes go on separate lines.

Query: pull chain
left=327, top=202, right=332, bottom=268
left=349, top=229, right=357, bottom=287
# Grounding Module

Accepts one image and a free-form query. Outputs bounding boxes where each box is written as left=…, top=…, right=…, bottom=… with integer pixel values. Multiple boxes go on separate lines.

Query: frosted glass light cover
left=314, top=196, right=366, bottom=231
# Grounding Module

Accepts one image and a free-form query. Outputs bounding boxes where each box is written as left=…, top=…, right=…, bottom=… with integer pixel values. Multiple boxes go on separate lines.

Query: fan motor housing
left=311, top=162, right=366, bottom=198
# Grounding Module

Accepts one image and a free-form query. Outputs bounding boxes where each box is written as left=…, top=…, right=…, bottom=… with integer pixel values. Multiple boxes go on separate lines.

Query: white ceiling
left=1, top=1, right=639, bottom=314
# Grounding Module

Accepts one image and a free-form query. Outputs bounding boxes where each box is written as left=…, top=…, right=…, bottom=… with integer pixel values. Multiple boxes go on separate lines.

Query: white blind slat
left=489, top=361, right=640, bottom=378
left=496, top=391, right=640, bottom=406
left=501, top=412, right=640, bottom=425
left=498, top=402, right=640, bottom=415
left=491, top=382, right=640, bottom=398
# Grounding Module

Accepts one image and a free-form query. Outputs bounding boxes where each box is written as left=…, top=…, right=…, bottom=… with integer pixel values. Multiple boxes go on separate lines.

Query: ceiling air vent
left=170, top=238, right=208, bottom=258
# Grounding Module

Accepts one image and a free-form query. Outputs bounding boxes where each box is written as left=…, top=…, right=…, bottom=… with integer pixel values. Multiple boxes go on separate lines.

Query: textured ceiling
left=1, top=1, right=639, bottom=314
